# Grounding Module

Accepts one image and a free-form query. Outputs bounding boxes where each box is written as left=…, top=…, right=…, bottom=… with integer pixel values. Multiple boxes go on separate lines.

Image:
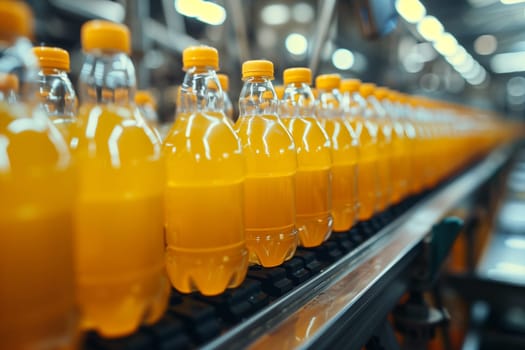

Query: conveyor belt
left=84, top=146, right=512, bottom=350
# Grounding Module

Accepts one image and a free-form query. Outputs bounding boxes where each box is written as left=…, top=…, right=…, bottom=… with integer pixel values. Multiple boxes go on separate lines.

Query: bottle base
left=246, top=225, right=298, bottom=267
left=297, top=213, right=333, bottom=248
left=78, top=268, right=169, bottom=338
left=332, top=204, right=357, bottom=232
left=166, top=242, right=249, bottom=296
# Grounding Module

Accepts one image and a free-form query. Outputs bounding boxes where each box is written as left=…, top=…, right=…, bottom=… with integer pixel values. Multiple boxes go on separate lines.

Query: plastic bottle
left=280, top=67, right=332, bottom=247
left=217, top=73, right=235, bottom=122
left=316, top=74, right=359, bottom=231
left=164, top=46, right=248, bottom=295
left=363, top=84, right=392, bottom=211
left=135, top=89, right=160, bottom=132
left=235, top=59, right=298, bottom=267
left=340, top=78, right=376, bottom=223
left=354, top=83, right=387, bottom=215
left=0, top=1, right=78, bottom=348
left=74, top=20, right=168, bottom=337
left=384, top=90, right=412, bottom=201
left=33, top=46, right=77, bottom=142
left=374, top=87, right=408, bottom=205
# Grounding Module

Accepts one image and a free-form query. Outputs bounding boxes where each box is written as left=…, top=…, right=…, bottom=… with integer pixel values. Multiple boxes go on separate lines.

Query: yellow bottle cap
left=315, top=74, right=341, bottom=90
left=373, top=87, right=389, bottom=100
left=242, top=60, right=274, bottom=80
left=217, top=73, right=229, bottom=91
left=340, top=79, right=361, bottom=93
left=0, top=0, right=33, bottom=41
left=81, top=20, right=131, bottom=54
left=0, top=73, right=19, bottom=92
left=283, top=67, right=312, bottom=85
left=274, top=85, right=284, bottom=100
left=359, top=82, right=376, bottom=97
left=183, top=46, right=219, bottom=71
left=135, top=90, right=157, bottom=109
left=32, top=46, right=70, bottom=72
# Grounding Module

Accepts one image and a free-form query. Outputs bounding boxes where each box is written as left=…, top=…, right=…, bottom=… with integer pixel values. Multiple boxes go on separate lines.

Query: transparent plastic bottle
left=316, top=74, right=359, bottom=231
left=384, top=90, right=411, bottom=202
left=362, top=84, right=392, bottom=211
left=373, top=87, right=407, bottom=205
left=33, top=46, right=77, bottom=142
left=74, top=20, right=168, bottom=337
left=0, top=1, right=78, bottom=349
left=135, top=89, right=160, bottom=134
left=235, top=59, right=298, bottom=267
left=217, top=73, right=235, bottom=122
left=353, top=83, right=384, bottom=217
left=280, top=67, right=332, bottom=247
left=164, top=46, right=248, bottom=295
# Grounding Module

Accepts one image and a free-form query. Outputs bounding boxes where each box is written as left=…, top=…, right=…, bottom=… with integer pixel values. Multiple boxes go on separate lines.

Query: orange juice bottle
left=135, top=90, right=161, bottom=135
left=280, top=68, right=332, bottom=247
left=375, top=87, right=408, bottom=204
left=33, top=46, right=77, bottom=142
left=74, top=20, right=168, bottom=337
left=217, top=73, right=235, bottom=122
left=351, top=83, right=381, bottom=220
left=164, top=46, right=248, bottom=295
left=340, top=79, right=379, bottom=221
left=397, top=93, right=421, bottom=196
left=360, top=84, right=392, bottom=211
left=235, top=60, right=298, bottom=267
left=0, top=2, right=78, bottom=348
left=316, top=74, right=358, bottom=231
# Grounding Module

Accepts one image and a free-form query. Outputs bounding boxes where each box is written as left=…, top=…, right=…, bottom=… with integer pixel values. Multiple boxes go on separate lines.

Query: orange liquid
left=405, top=119, right=423, bottom=195
left=164, top=111, right=248, bottom=296
left=319, top=116, right=358, bottom=231
left=235, top=114, right=297, bottom=267
left=390, top=119, right=409, bottom=204
left=0, top=103, right=78, bottom=349
left=281, top=116, right=332, bottom=248
left=376, top=117, right=393, bottom=211
left=354, top=117, right=380, bottom=221
left=73, top=104, right=168, bottom=337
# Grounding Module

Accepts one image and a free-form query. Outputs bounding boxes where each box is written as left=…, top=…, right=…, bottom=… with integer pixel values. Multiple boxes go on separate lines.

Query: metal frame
left=203, top=146, right=512, bottom=350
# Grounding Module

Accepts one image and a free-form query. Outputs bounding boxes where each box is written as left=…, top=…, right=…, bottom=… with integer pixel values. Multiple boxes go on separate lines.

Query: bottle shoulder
left=0, top=103, right=71, bottom=174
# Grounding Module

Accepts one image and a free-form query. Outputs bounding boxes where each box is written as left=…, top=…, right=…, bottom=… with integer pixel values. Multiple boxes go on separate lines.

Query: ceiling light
left=261, top=4, right=290, bottom=26
left=474, top=34, right=498, bottom=55
left=332, top=48, right=355, bottom=70
left=433, top=32, right=458, bottom=56
left=292, top=3, right=314, bottom=24
left=197, top=1, right=226, bottom=25
left=501, top=0, right=525, bottom=4
left=447, top=47, right=468, bottom=66
left=491, top=51, right=525, bottom=73
left=395, top=0, right=426, bottom=23
left=174, top=0, right=226, bottom=25
left=285, top=33, right=308, bottom=56
left=417, top=16, right=444, bottom=42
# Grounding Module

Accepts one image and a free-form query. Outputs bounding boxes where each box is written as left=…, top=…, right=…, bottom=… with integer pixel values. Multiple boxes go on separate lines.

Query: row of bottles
left=1, top=1, right=520, bottom=348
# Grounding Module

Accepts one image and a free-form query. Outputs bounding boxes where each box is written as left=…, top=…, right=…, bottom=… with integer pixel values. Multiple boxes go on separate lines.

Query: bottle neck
left=37, top=68, right=76, bottom=117
left=0, top=37, right=38, bottom=106
left=239, top=76, right=278, bottom=117
left=178, top=66, right=223, bottom=114
left=316, top=88, right=341, bottom=118
left=280, top=82, right=315, bottom=118
left=79, top=51, right=136, bottom=106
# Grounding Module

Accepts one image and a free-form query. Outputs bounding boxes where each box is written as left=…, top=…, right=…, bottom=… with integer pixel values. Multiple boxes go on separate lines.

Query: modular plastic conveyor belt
left=83, top=146, right=513, bottom=350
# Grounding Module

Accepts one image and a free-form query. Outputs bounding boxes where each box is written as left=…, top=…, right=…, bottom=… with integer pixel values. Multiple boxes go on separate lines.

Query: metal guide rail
left=84, top=146, right=512, bottom=350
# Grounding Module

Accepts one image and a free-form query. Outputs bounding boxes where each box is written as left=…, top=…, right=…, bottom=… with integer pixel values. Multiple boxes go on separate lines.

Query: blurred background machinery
left=28, top=0, right=525, bottom=123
